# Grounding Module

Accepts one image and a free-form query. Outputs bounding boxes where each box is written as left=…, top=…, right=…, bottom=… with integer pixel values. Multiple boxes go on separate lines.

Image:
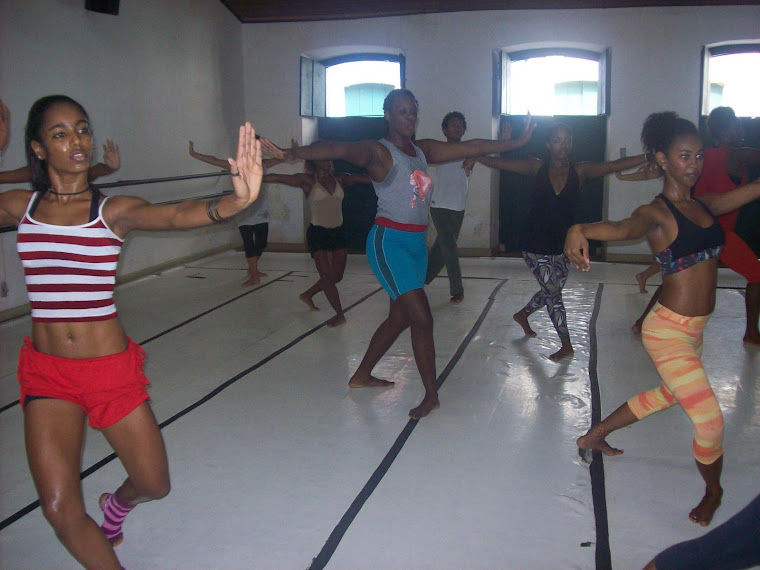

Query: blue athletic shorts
left=366, top=225, right=427, bottom=300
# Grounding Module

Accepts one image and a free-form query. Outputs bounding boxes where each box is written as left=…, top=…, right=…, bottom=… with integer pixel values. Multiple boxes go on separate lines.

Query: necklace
left=47, top=185, right=91, bottom=196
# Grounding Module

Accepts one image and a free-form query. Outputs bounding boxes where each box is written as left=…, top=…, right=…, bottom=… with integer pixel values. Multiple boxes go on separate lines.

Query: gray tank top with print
left=372, top=139, right=432, bottom=228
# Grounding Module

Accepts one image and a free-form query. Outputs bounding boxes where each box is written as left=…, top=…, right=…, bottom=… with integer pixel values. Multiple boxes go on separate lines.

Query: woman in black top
left=477, top=123, right=647, bottom=360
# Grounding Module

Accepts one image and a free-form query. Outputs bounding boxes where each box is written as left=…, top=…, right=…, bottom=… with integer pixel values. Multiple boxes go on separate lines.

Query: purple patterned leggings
left=522, top=252, right=570, bottom=341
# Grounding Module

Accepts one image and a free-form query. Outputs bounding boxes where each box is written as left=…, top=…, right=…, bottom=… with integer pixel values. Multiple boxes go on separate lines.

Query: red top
left=693, top=146, right=746, bottom=232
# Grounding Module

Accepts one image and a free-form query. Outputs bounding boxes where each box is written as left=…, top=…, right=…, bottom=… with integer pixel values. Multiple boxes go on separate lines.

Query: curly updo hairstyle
left=640, top=111, right=698, bottom=159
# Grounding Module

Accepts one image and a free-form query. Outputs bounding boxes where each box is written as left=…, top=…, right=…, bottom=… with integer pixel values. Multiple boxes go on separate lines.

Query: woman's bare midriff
left=658, top=259, right=719, bottom=317
left=30, top=317, right=129, bottom=359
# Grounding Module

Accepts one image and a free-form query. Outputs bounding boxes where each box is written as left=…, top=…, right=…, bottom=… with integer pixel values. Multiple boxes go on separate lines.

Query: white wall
left=0, top=0, right=244, bottom=314
left=1, top=3, right=759, bottom=314
left=241, top=6, right=760, bottom=256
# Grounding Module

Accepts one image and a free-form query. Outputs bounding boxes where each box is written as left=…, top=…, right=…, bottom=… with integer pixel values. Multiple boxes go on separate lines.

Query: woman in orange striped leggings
left=565, top=111, right=760, bottom=527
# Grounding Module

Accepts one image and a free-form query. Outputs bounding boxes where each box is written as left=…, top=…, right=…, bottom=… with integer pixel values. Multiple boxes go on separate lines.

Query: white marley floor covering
left=0, top=251, right=758, bottom=570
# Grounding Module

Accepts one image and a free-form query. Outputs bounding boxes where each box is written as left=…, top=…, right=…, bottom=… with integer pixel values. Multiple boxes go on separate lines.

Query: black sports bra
left=654, top=193, right=724, bottom=276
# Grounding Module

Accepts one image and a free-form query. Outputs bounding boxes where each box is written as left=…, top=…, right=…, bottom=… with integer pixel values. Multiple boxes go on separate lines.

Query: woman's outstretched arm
left=334, top=172, right=371, bottom=187
left=0, top=165, right=33, bottom=185
left=698, top=178, right=760, bottom=216
left=260, top=138, right=388, bottom=182
left=475, top=155, right=542, bottom=177
left=190, top=140, right=285, bottom=171
left=577, top=154, right=649, bottom=181
left=87, top=139, right=120, bottom=181
left=0, top=140, right=120, bottom=185
left=415, top=115, right=536, bottom=165
left=261, top=172, right=313, bottom=193
left=565, top=204, right=656, bottom=271
left=188, top=141, right=229, bottom=169
left=615, top=161, right=663, bottom=182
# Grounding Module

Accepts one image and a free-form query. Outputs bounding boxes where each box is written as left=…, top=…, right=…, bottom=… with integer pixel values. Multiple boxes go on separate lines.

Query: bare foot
left=743, top=334, right=760, bottom=347
left=549, top=341, right=574, bottom=361
left=632, top=321, right=643, bottom=335
left=299, top=293, right=320, bottom=311
left=577, top=425, right=624, bottom=457
left=256, top=270, right=268, bottom=278
left=450, top=292, right=464, bottom=304
left=409, top=393, right=440, bottom=419
left=348, top=374, right=395, bottom=388
left=636, top=271, right=648, bottom=293
left=326, top=314, right=346, bottom=328
left=242, top=274, right=260, bottom=287
left=689, top=489, right=723, bottom=527
left=513, top=310, right=537, bottom=337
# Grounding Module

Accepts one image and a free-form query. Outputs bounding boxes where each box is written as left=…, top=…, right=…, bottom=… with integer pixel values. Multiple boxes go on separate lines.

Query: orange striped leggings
left=628, top=303, right=724, bottom=465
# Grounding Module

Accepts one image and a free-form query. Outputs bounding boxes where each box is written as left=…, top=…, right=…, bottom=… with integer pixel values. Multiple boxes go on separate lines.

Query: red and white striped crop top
left=16, top=192, right=123, bottom=322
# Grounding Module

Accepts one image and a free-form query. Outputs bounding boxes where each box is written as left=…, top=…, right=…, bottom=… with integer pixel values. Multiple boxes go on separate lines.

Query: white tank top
left=16, top=192, right=122, bottom=322
left=307, top=178, right=344, bottom=228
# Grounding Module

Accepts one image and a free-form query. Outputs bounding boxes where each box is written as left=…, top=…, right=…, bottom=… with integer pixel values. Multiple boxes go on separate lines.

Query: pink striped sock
left=99, top=492, right=134, bottom=544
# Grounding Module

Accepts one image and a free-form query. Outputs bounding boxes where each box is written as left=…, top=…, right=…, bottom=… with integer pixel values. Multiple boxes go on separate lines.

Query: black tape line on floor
left=308, top=279, right=507, bottom=570
left=0, top=285, right=382, bottom=532
left=0, top=272, right=294, bottom=414
left=588, top=283, right=612, bottom=570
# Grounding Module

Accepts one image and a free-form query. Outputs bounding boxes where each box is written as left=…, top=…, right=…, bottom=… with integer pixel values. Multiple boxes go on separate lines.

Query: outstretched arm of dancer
left=565, top=205, right=656, bottom=271
left=109, top=123, right=262, bottom=235
left=0, top=139, right=121, bottom=185
left=188, top=140, right=230, bottom=169
left=616, top=161, right=663, bottom=182
left=576, top=153, right=649, bottom=182
left=698, top=177, right=760, bottom=217
left=261, top=172, right=313, bottom=193
left=0, top=165, right=35, bottom=185
left=334, top=172, right=371, bottom=187
left=260, top=138, right=389, bottom=182
left=415, top=114, right=536, bottom=165
left=474, top=155, right=542, bottom=177
left=87, top=139, right=120, bottom=180
left=190, top=140, right=284, bottom=170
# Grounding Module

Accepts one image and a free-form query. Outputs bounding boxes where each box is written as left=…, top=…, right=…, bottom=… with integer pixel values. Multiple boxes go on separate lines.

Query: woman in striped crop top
left=565, top=112, right=760, bottom=529
left=0, top=95, right=263, bottom=569
left=261, top=89, right=535, bottom=420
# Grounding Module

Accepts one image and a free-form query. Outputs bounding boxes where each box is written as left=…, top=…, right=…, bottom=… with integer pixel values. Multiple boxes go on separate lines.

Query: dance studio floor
left=1, top=251, right=758, bottom=569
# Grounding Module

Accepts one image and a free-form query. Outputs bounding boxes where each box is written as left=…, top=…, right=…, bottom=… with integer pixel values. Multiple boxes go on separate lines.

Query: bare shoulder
left=102, top=194, right=150, bottom=219
left=103, top=194, right=149, bottom=209
left=366, top=139, right=393, bottom=168
left=368, top=138, right=390, bottom=154
left=633, top=198, right=668, bottom=226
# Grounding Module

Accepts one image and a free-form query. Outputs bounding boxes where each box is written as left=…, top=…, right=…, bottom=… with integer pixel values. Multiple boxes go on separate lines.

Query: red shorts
left=721, top=231, right=760, bottom=284
left=17, top=337, right=150, bottom=429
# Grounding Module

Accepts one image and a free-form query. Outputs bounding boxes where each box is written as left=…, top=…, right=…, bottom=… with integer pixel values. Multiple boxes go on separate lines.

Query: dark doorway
left=497, top=115, right=608, bottom=259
